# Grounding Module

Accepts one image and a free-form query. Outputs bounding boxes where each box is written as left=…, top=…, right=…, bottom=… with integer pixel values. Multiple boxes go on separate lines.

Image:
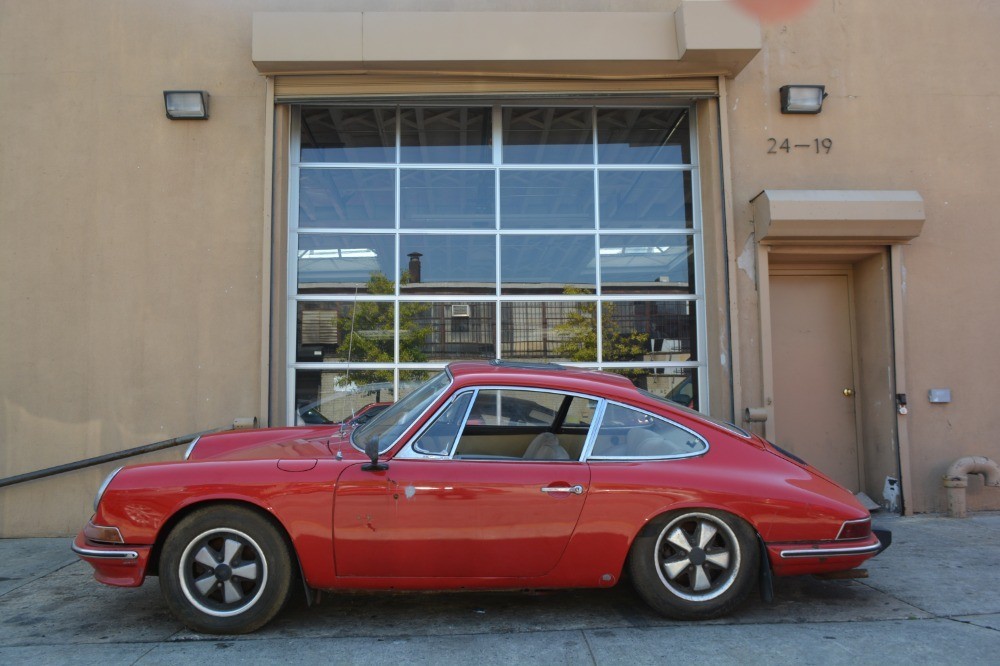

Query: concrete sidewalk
left=1, top=513, right=998, bottom=665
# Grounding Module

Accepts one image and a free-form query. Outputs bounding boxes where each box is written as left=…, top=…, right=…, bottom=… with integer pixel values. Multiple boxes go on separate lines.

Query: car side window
left=454, top=389, right=595, bottom=461
left=412, top=393, right=473, bottom=456
left=466, top=389, right=562, bottom=427
left=589, top=403, right=707, bottom=459
left=563, top=396, right=596, bottom=428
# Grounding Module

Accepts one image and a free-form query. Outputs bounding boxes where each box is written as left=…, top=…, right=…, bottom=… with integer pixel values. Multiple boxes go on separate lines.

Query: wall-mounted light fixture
left=163, top=90, right=210, bottom=120
left=779, top=85, right=827, bottom=114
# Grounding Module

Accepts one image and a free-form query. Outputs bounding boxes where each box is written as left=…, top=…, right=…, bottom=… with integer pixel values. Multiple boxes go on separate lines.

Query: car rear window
left=638, top=389, right=751, bottom=438
left=589, top=403, right=708, bottom=459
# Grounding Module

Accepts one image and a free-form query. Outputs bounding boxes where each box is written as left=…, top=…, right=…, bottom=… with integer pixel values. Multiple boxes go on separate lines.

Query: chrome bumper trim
left=72, top=543, right=139, bottom=560
left=779, top=539, right=883, bottom=559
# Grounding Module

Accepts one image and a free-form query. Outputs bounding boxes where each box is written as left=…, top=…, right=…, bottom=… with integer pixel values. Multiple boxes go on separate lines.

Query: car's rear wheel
left=159, top=505, right=293, bottom=634
left=629, top=509, right=758, bottom=619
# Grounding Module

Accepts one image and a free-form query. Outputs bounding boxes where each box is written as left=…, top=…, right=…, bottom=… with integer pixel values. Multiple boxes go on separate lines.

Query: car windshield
left=352, top=372, right=452, bottom=454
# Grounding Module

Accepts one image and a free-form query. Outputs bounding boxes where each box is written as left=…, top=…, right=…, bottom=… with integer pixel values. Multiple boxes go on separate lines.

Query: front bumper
left=72, top=531, right=151, bottom=587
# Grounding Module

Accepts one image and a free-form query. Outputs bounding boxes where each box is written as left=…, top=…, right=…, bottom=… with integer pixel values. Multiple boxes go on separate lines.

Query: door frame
left=748, top=189, right=924, bottom=515
left=767, top=264, right=865, bottom=492
left=756, top=244, right=914, bottom=514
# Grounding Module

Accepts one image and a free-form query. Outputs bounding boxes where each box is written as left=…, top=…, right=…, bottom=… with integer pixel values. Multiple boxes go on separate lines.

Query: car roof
left=447, top=360, right=638, bottom=398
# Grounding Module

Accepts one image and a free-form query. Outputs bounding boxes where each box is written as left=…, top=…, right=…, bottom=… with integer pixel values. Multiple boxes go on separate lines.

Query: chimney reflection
left=408, top=252, right=423, bottom=283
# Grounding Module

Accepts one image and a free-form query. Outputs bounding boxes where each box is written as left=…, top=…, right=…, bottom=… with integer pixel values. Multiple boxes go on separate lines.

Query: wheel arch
left=148, top=499, right=298, bottom=578
left=630, top=502, right=765, bottom=546
left=625, top=504, right=772, bottom=592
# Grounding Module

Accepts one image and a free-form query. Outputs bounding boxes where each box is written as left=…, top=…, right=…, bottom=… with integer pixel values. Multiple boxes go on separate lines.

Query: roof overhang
left=751, top=190, right=926, bottom=245
left=251, top=2, right=761, bottom=78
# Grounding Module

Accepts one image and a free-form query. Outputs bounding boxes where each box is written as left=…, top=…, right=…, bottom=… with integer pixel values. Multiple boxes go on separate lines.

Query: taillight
left=837, top=517, right=872, bottom=540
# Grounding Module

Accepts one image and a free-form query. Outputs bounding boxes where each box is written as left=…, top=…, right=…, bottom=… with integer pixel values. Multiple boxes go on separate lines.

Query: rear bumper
left=767, top=528, right=891, bottom=577
left=873, top=527, right=893, bottom=554
left=72, top=532, right=151, bottom=587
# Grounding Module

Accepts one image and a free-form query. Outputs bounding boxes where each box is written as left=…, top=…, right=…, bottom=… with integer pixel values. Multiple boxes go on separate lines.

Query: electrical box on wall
left=928, top=388, right=952, bottom=404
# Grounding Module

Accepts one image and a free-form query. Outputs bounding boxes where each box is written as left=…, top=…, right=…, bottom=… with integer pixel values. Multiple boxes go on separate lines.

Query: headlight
left=183, top=435, right=201, bottom=460
left=94, top=466, right=124, bottom=511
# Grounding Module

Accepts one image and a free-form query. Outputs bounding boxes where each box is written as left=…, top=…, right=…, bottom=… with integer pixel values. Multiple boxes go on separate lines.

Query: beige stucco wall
left=0, top=0, right=272, bottom=535
left=1, top=0, right=998, bottom=536
left=726, top=0, right=1000, bottom=513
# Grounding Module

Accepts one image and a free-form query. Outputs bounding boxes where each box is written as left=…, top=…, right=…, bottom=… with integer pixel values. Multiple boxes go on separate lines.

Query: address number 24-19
left=767, top=138, right=833, bottom=154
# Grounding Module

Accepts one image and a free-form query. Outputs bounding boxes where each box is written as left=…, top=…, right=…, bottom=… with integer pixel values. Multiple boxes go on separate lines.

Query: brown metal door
left=770, top=271, right=862, bottom=491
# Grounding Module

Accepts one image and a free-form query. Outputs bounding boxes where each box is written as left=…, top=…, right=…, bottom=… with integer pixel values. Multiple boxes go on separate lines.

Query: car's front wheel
left=159, top=505, right=293, bottom=634
left=628, top=509, right=758, bottom=619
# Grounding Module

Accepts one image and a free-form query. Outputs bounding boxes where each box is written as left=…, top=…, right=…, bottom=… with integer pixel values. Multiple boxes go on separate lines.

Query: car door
left=333, top=388, right=596, bottom=579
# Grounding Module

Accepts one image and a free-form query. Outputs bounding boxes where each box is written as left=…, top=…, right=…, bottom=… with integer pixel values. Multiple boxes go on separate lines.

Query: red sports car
left=74, top=360, right=889, bottom=634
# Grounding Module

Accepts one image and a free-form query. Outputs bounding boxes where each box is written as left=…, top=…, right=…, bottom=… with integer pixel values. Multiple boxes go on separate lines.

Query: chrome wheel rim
left=178, top=528, right=269, bottom=617
left=654, top=513, right=740, bottom=602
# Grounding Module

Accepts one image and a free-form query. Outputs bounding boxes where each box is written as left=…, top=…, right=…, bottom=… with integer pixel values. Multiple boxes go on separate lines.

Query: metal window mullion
left=394, top=284, right=401, bottom=369
left=495, top=299, right=502, bottom=360
left=593, top=107, right=603, bottom=367
left=595, top=228, right=603, bottom=366
left=494, top=210, right=502, bottom=360
left=294, top=360, right=702, bottom=370
left=393, top=164, right=499, bottom=171
left=593, top=286, right=698, bottom=301
left=293, top=362, right=399, bottom=370
left=287, top=109, right=304, bottom=425
left=494, top=105, right=503, bottom=359
left=689, top=106, right=709, bottom=409
left=595, top=360, right=701, bottom=368
left=495, top=294, right=604, bottom=303
left=297, top=292, right=699, bottom=303
left=401, top=295, right=504, bottom=303
left=298, top=228, right=400, bottom=236
left=286, top=306, right=297, bottom=424
left=495, top=229, right=610, bottom=236
left=493, top=163, right=693, bottom=172
left=394, top=108, right=402, bottom=399
left=295, top=162, right=399, bottom=169
left=297, top=294, right=397, bottom=303
left=301, top=227, right=696, bottom=237
left=395, top=361, right=449, bottom=370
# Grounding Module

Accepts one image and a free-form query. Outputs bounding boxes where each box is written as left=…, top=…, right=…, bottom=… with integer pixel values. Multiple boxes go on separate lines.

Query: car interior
left=410, top=387, right=705, bottom=461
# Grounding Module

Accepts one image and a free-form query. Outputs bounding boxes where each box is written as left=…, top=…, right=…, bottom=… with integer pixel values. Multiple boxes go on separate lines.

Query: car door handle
left=541, top=485, right=585, bottom=495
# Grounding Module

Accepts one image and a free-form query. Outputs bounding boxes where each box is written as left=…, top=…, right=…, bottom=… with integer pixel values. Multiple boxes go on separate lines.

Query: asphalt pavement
left=1, top=512, right=998, bottom=665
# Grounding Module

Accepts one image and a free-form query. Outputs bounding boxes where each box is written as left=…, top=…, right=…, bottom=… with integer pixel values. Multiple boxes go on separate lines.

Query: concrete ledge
left=752, top=190, right=926, bottom=244
left=252, top=7, right=761, bottom=77
left=675, top=0, right=762, bottom=74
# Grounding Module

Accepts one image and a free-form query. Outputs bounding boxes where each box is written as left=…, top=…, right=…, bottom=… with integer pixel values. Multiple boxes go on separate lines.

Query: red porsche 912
left=74, top=360, right=889, bottom=634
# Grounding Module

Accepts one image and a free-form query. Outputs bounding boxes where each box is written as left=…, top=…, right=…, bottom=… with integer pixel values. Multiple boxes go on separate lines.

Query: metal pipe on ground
left=942, top=456, right=1000, bottom=518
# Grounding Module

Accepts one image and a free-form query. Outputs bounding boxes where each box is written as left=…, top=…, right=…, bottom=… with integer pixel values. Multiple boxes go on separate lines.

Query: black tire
left=158, top=505, right=294, bottom=634
left=628, top=509, right=758, bottom=620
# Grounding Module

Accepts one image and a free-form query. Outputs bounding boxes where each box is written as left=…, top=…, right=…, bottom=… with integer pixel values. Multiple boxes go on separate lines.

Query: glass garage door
left=288, top=103, right=706, bottom=424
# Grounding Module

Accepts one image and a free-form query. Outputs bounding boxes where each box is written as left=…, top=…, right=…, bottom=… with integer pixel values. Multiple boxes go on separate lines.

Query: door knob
left=843, top=388, right=854, bottom=397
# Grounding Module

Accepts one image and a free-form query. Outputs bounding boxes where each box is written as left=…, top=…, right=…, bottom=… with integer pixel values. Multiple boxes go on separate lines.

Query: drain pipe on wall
left=942, top=456, right=1000, bottom=518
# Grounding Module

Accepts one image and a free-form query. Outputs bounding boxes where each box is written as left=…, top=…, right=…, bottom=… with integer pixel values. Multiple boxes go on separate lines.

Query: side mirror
left=362, top=436, right=388, bottom=472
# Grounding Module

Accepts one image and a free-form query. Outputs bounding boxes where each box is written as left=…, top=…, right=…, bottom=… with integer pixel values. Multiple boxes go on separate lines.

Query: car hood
left=187, top=427, right=365, bottom=462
